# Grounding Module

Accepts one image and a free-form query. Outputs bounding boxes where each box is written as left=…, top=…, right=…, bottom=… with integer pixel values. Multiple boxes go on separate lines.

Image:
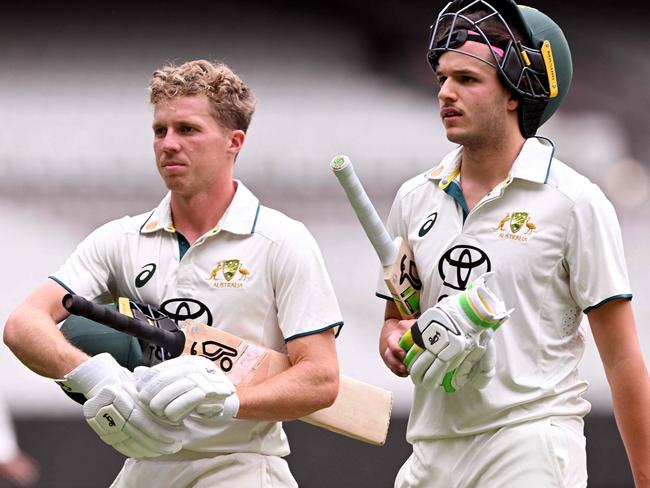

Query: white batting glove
left=135, top=355, right=238, bottom=424
left=401, top=273, right=512, bottom=392
left=83, top=383, right=184, bottom=458
left=58, top=353, right=184, bottom=458
left=57, top=352, right=132, bottom=400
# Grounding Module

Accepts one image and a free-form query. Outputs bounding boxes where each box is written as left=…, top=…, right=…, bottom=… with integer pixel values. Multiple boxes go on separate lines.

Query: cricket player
left=378, top=1, right=650, bottom=486
left=4, top=60, right=342, bottom=487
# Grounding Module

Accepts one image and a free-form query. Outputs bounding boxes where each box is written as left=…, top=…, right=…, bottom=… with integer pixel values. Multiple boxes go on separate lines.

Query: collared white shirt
left=53, top=180, right=343, bottom=456
left=377, top=137, right=631, bottom=440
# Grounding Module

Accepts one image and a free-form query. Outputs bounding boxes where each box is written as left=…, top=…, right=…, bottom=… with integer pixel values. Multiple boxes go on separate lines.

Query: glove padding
left=401, top=273, right=511, bottom=392
left=83, top=382, right=184, bottom=458
left=136, top=355, right=238, bottom=423
left=58, top=353, right=184, bottom=458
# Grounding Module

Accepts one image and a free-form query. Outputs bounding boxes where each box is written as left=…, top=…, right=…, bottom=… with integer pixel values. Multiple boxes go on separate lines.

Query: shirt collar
left=140, top=180, right=261, bottom=236
left=509, top=136, right=555, bottom=184
left=426, top=146, right=462, bottom=190
left=219, top=180, right=261, bottom=235
left=425, top=137, right=555, bottom=187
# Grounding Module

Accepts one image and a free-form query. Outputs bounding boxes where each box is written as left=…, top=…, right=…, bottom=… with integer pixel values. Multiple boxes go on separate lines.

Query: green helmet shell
left=58, top=304, right=144, bottom=405
left=517, top=4, right=573, bottom=128
left=427, top=0, right=573, bottom=136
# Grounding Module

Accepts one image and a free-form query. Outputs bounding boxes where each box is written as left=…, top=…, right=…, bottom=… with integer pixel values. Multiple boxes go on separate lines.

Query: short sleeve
left=50, top=220, right=120, bottom=303
left=565, top=183, right=632, bottom=312
left=271, top=221, right=343, bottom=341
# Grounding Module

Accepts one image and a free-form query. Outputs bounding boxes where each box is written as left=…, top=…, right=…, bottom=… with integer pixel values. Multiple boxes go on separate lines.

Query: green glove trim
left=442, top=369, right=457, bottom=393
left=459, top=292, right=498, bottom=330
left=399, top=329, right=414, bottom=351
left=403, top=344, right=422, bottom=369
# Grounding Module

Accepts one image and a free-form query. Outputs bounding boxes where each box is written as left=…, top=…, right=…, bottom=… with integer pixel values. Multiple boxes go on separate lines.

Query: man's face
left=152, top=95, right=243, bottom=196
left=435, top=41, right=517, bottom=146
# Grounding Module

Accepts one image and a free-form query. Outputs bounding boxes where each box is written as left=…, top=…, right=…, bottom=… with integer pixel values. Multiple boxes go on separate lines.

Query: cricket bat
left=62, top=294, right=392, bottom=446
left=330, top=155, right=421, bottom=319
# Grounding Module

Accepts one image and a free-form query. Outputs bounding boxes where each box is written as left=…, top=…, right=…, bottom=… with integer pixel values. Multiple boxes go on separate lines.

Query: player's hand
left=59, top=353, right=184, bottom=458
left=57, top=352, right=134, bottom=400
left=83, top=382, right=185, bottom=458
left=401, top=273, right=512, bottom=392
left=382, top=318, right=415, bottom=377
left=135, top=355, right=238, bottom=423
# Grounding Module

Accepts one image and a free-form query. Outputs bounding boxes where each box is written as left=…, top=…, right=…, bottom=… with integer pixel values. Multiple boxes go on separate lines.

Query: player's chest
left=407, top=186, right=569, bottom=295
left=117, top=233, right=272, bottom=326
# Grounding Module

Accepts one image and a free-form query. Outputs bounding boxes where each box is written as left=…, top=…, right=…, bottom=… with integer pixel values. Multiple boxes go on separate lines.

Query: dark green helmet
left=427, top=0, right=572, bottom=137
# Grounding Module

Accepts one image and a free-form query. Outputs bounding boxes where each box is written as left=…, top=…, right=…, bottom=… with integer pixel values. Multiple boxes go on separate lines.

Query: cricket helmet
left=58, top=305, right=144, bottom=405
left=427, top=0, right=572, bottom=137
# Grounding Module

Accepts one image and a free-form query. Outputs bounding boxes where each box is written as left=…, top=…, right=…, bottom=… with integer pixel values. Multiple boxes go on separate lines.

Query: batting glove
left=400, top=273, right=512, bottom=392
left=136, top=355, right=238, bottom=424
left=58, top=353, right=185, bottom=458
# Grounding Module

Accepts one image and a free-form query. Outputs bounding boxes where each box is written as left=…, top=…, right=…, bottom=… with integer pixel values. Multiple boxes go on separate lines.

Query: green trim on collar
left=139, top=210, right=157, bottom=233
left=584, top=294, right=633, bottom=314
left=509, top=137, right=556, bottom=185
left=251, top=202, right=261, bottom=234
left=444, top=181, right=469, bottom=222
left=536, top=136, right=556, bottom=184
left=176, top=232, right=191, bottom=260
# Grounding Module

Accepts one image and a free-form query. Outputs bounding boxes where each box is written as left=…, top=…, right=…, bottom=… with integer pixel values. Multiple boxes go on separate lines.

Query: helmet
left=427, top=0, right=572, bottom=137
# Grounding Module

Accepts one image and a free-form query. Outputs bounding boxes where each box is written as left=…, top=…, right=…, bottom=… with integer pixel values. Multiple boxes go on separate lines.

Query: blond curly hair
left=149, top=60, right=256, bottom=132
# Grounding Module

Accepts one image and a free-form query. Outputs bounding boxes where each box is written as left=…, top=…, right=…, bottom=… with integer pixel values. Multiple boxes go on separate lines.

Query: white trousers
left=110, top=452, right=298, bottom=488
left=395, top=416, right=588, bottom=488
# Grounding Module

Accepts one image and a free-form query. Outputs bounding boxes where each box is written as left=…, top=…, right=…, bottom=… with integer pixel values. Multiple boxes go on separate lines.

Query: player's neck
left=459, top=129, right=525, bottom=211
left=170, top=179, right=237, bottom=244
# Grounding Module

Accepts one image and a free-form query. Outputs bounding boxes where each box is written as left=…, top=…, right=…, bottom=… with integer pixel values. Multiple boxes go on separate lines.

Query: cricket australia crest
left=494, top=211, right=537, bottom=243
left=509, top=212, right=528, bottom=233
left=207, top=259, right=251, bottom=288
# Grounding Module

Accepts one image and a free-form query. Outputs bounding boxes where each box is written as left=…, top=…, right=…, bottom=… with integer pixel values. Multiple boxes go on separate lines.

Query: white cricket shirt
left=377, top=137, right=632, bottom=440
left=52, top=180, right=343, bottom=456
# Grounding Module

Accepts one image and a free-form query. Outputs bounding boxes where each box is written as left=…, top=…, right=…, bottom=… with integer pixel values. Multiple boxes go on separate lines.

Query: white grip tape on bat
left=331, top=155, right=397, bottom=267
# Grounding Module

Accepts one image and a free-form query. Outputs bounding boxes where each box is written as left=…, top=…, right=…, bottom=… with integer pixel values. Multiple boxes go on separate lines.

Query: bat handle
left=62, top=294, right=185, bottom=357
left=331, top=155, right=398, bottom=266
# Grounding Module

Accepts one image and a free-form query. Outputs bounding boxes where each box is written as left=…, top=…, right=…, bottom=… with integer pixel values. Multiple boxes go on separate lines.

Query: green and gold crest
left=222, top=259, right=240, bottom=281
left=510, top=212, right=528, bottom=234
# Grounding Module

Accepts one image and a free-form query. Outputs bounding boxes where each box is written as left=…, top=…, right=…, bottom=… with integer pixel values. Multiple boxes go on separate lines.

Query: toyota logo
left=160, top=298, right=213, bottom=326
left=438, top=245, right=490, bottom=290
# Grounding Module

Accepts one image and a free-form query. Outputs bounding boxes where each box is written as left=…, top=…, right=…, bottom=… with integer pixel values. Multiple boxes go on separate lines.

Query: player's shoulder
left=395, top=169, right=438, bottom=201
left=86, top=210, right=154, bottom=240
left=545, top=156, right=605, bottom=205
left=253, top=204, right=311, bottom=244
left=109, top=210, right=158, bottom=234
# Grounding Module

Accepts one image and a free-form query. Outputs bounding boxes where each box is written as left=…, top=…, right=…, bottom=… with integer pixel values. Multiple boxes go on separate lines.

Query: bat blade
left=331, top=155, right=421, bottom=319
left=301, top=375, right=393, bottom=446
left=181, top=320, right=290, bottom=387
left=384, top=237, right=421, bottom=319
left=182, top=320, right=392, bottom=445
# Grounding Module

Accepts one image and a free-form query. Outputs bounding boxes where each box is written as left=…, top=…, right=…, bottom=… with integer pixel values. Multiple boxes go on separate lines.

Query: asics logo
left=135, top=263, right=157, bottom=288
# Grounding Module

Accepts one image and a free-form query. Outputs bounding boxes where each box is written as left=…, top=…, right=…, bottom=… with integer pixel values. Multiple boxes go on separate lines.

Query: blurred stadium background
left=1, top=1, right=647, bottom=486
